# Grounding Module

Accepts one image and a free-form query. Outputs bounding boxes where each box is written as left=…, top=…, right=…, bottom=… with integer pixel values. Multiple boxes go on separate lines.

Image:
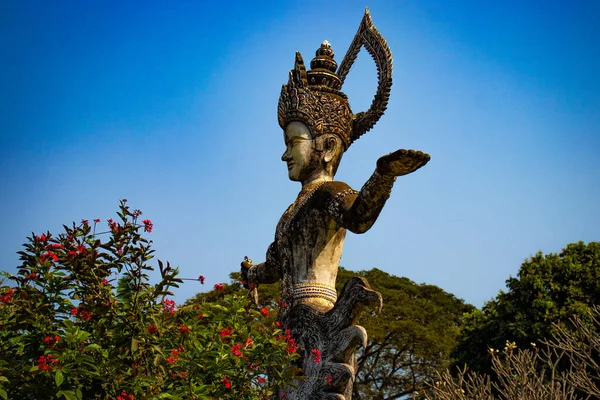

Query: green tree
left=188, top=267, right=474, bottom=399
left=451, top=241, right=600, bottom=376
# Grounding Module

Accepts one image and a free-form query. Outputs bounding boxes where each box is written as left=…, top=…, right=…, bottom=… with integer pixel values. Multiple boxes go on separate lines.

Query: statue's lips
left=287, top=163, right=294, bottom=171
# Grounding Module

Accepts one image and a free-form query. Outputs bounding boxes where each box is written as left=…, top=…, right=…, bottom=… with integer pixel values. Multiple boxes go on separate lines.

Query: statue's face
left=282, top=121, right=319, bottom=182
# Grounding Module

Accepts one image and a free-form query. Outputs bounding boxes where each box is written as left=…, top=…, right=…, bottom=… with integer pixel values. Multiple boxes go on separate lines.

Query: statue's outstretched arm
left=334, top=149, right=430, bottom=234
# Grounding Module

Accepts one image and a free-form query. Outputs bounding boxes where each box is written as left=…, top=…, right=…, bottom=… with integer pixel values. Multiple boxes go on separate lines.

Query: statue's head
left=278, top=41, right=350, bottom=183
left=277, top=9, right=394, bottom=183
left=281, top=121, right=344, bottom=182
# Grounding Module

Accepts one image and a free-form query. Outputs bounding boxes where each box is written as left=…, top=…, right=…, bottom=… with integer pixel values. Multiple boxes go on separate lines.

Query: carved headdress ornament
left=277, top=8, right=393, bottom=151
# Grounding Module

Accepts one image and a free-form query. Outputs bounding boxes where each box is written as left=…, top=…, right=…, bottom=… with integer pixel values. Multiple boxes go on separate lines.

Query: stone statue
left=241, top=9, right=430, bottom=399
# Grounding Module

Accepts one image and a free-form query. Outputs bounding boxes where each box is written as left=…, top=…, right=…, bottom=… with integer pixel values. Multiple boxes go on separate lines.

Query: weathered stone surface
left=242, top=8, right=430, bottom=400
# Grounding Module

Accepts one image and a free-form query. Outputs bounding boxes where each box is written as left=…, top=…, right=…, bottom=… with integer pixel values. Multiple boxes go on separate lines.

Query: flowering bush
left=0, top=200, right=298, bottom=400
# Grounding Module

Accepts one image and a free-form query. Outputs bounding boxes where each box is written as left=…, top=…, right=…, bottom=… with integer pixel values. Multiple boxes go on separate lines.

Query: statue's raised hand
left=376, top=149, right=430, bottom=177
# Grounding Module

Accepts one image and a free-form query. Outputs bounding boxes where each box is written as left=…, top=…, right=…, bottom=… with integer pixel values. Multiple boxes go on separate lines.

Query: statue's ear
left=323, top=136, right=339, bottom=164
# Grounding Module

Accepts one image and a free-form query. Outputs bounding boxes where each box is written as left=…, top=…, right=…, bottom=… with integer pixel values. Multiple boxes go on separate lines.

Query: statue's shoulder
left=320, top=180, right=353, bottom=194
left=314, top=181, right=356, bottom=203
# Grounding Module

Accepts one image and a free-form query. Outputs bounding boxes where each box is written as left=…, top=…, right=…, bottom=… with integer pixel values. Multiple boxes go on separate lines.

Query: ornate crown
left=277, top=8, right=393, bottom=151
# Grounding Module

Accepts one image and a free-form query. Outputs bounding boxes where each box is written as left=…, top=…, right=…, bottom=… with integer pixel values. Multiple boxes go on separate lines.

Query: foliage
left=0, top=200, right=298, bottom=400
left=451, top=241, right=600, bottom=375
left=421, top=307, right=600, bottom=400
left=187, top=267, right=475, bottom=399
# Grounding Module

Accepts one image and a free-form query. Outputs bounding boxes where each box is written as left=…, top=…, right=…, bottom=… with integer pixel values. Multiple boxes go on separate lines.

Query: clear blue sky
left=1, top=0, right=598, bottom=308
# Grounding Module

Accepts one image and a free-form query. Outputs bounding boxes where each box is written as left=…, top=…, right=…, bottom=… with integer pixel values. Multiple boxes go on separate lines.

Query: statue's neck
left=301, top=171, right=333, bottom=189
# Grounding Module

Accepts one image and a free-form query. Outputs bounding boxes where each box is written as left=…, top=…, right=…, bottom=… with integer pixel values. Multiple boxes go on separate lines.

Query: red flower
left=132, top=209, right=142, bottom=218
left=37, top=354, right=59, bottom=371
left=222, top=377, right=231, bottom=389
left=142, top=219, right=153, bottom=233
left=259, top=307, right=270, bottom=317
left=162, top=299, right=176, bottom=315
left=279, top=299, right=288, bottom=308
left=116, top=391, right=134, bottom=400
left=79, top=310, right=92, bottom=321
left=107, top=218, right=118, bottom=232
left=275, top=321, right=283, bottom=328
left=197, top=313, right=204, bottom=320
left=311, top=349, right=322, bottom=363
left=1, top=288, right=14, bottom=304
left=198, top=275, right=205, bottom=284
left=258, top=377, right=267, bottom=384
left=245, top=337, right=253, bottom=348
left=167, top=348, right=182, bottom=364
left=41, top=251, right=58, bottom=262
left=220, top=327, right=234, bottom=338
left=94, top=218, right=101, bottom=223
left=81, top=219, right=89, bottom=226
left=70, top=308, right=78, bottom=316
left=101, top=278, right=109, bottom=286
left=147, top=324, right=158, bottom=334
left=286, top=339, right=297, bottom=354
left=214, top=283, right=225, bottom=292
left=179, top=324, right=191, bottom=334
left=231, top=343, right=243, bottom=358
left=327, top=373, right=333, bottom=386
left=43, top=335, right=60, bottom=348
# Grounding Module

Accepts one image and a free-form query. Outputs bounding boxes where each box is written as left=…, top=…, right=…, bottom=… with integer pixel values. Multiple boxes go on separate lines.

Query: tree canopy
left=188, top=267, right=474, bottom=399
left=451, top=241, right=600, bottom=375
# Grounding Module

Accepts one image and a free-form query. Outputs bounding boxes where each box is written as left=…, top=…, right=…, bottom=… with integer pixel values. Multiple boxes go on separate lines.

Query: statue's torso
left=274, top=181, right=353, bottom=313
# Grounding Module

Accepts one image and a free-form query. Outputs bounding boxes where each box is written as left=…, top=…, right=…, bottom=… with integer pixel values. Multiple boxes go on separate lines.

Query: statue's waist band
left=292, top=282, right=337, bottom=304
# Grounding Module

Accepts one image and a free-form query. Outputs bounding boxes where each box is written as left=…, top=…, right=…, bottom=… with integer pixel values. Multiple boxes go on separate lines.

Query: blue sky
left=1, top=0, right=598, bottom=308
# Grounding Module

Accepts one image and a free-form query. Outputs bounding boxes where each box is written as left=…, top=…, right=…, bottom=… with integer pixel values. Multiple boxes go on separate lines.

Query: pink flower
left=142, top=219, right=153, bottom=233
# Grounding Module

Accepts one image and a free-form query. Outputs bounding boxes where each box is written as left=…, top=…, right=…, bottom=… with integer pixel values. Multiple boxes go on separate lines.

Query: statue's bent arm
left=333, top=169, right=397, bottom=234
left=247, top=241, right=282, bottom=285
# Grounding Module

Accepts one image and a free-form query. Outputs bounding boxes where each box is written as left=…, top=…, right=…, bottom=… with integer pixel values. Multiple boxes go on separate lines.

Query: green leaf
left=55, top=369, right=64, bottom=387
left=0, top=388, right=6, bottom=400
left=131, top=337, right=139, bottom=353
left=56, top=390, right=78, bottom=400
